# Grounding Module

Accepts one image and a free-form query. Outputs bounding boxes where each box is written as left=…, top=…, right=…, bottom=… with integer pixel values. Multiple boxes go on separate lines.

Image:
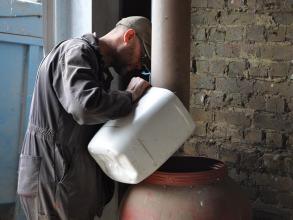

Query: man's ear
left=123, top=29, right=136, bottom=44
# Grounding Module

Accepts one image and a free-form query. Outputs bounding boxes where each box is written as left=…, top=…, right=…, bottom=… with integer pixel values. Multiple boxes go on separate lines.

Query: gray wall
left=92, top=0, right=120, bottom=37
left=184, top=0, right=293, bottom=219
left=43, top=0, right=92, bottom=54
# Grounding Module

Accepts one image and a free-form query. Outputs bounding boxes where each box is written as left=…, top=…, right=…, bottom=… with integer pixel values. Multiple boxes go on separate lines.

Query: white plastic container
left=88, top=87, right=195, bottom=184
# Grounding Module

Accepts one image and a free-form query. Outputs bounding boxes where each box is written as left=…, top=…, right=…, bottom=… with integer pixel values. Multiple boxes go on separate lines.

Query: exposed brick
left=259, top=190, right=278, bottom=205
left=268, top=62, right=290, bottom=78
left=191, top=0, right=208, bottom=8
left=241, top=43, right=261, bottom=58
left=256, top=0, right=282, bottom=11
left=253, top=113, right=292, bottom=131
left=209, top=60, right=227, bottom=75
left=207, top=91, right=225, bottom=109
left=219, top=146, right=239, bottom=163
left=207, top=123, right=228, bottom=138
left=191, top=59, right=196, bottom=73
left=225, top=93, right=247, bottom=107
left=277, top=193, right=293, bottom=209
left=266, top=131, right=283, bottom=148
left=193, top=42, right=215, bottom=58
left=208, top=27, right=225, bottom=42
left=244, top=129, right=263, bottom=144
left=190, top=108, right=213, bottom=122
left=216, top=43, right=241, bottom=58
left=227, top=127, right=244, bottom=142
left=229, top=169, right=248, bottom=183
left=288, top=98, right=293, bottom=112
left=284, top=157, right=293, bottom=175
left=253, top=81, right=278, bottom=95
left=220, top=11, right=255, bottom=25
left=251, top=174, right=293, bottom=191
left=216, top=77, right=253, bottom=94
left=228, top=0, right=247, bottom=9
left=193, top=122, right=207, bottom=136
left=189, top=3, right=293, bottom=217
left=239, top=147, right=262, bottom=170
left=260, top=44, right=293, bottom=61
left=195, top=60, right=209, bottom=73
left=249, top=65, right=268, bottom=78
left=225, top=26, right=244, bottom=41
left=256, top=14, right=277, bottom=26
left=262, top=153, right=284, bottom=173
left=271, top=176, right=293, bottom=192
left=215, top=111, right=251, bottom=128
left=193, top=74, right=215, bottom=89
left=289, top=132, right=293, bottom=147
left=272, top=12, right=293, bottom=25
left=192, top=27, right=206, bottom=41
left=246, top=25, right=265, bottom=42
left=191, top=10, right=219, bottom=25
left=247, top=0, right=257, bottom=10
left=182, top=141, right=197, bottom=155
left=265, top=96, right=285, bottom=113
left=286, top=25, right=293, bottom=41
left=243, top=186, right=259, bottom=201
left=251, top=172, right=271, bottom=186
left=207, top=0, right=225, bottom=9
left=289, top=66, right=293, bottom=80
left=283, top=134, right=289, bottom=148
left=227, top=60, right=248, bottom=77
left=274, top=82, right=293, bottom=98
left=267, top=26, right=286, bottom=42
left=247, top=95, right=266, bottom=110
left=284, top=0, right=293, bottom=10
left=196, top=142, right=220, bottom=158
left=190, top=90, right=207, bottom=107
left=190, top=73, right=197, bottom=91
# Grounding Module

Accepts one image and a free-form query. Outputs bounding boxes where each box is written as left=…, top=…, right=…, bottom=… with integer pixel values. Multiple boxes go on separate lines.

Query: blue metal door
left=0, top=0, right=43, bottom=219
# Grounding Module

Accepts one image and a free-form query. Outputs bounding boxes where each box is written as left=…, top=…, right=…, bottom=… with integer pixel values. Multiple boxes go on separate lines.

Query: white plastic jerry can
left=88, top=87, right=195, bottom=184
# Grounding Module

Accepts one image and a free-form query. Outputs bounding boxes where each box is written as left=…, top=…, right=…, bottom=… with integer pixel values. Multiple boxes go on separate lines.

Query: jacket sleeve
left=53, top=44, right=133, bottom=125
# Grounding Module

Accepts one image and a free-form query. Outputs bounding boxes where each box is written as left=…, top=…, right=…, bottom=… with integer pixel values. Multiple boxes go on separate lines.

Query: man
left=17, top=16, right=151, bottom=220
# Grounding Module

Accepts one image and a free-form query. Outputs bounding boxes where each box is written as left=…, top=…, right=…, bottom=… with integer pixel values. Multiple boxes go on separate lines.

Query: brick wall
left=185, top=0, right=293, bottom=219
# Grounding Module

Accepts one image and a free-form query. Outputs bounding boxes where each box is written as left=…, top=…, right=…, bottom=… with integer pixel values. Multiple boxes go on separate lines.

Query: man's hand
left=126, top=77, right=151, bottom=103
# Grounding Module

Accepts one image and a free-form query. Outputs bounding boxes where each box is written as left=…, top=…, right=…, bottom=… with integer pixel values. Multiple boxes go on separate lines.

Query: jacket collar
left=81, top=33, right=113, bottom=91
left=81, top=33, right=100, bottom=57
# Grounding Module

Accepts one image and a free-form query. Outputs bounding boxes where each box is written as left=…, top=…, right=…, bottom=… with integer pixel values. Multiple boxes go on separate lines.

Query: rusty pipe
left=151, top=0, right=191, bottom=109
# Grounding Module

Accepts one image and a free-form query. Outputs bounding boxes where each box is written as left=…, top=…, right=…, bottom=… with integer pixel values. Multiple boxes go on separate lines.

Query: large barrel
left=120, top=156, right=252, bottom=220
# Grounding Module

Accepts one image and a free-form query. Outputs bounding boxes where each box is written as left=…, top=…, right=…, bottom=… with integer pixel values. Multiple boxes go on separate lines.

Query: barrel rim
left=143, top=156, right=228, bottom=186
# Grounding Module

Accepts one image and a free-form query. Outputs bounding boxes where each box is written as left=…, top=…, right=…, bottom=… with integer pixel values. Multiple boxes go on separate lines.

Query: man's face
left=113, top=36, right=142, bottom=78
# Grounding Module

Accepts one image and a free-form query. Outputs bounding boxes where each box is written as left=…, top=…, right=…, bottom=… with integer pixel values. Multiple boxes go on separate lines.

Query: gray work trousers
left=20, top=196, right=38, bottom=220
left=19, top=196, right=98, bottom=220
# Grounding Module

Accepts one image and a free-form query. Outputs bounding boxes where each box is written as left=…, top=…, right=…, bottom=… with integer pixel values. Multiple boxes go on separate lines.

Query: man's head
left=101, top=16, right=151, bottom=77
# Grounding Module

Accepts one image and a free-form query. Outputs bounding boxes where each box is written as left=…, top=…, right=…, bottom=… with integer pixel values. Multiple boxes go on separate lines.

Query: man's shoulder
left=43, top=34, right=98, bottom=67
left=59, top=37, right=93, bottom=54
left=49, top=37, right=98, bottom=65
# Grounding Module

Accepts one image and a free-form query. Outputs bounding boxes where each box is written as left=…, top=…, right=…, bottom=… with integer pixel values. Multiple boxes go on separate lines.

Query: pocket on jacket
left=17, top=154, right=42, bottom=196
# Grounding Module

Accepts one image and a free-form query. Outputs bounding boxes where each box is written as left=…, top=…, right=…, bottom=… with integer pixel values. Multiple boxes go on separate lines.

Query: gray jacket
left=17, top=34, right=133, bottom=219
